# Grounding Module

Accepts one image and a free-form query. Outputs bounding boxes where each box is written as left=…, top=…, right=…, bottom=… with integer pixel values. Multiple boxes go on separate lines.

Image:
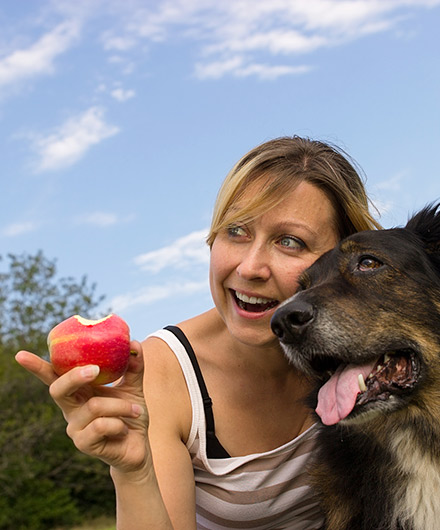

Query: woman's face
left=209, top=180, right=340, bottom=348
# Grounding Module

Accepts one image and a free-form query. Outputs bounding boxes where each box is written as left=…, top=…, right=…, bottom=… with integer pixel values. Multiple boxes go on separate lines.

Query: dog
left=271, top=203, right=440, bottom=530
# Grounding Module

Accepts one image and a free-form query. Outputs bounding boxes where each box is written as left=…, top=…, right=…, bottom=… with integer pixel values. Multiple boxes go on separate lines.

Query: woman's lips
left=231, top=289, right=279, bottom=313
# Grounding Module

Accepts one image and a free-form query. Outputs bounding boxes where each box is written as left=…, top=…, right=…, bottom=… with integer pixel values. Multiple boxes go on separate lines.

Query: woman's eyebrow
left=270, top=221, right=320, bottom=237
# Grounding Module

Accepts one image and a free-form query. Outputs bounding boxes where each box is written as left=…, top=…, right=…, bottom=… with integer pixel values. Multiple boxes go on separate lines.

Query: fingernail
left=131, top=404, right=144, bottom=417
left=81, top=365, right=100, bottom=379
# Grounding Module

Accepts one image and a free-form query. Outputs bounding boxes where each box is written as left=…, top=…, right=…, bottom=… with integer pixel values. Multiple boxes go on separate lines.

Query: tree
left=0, top=250, right=106, bottom=354
left=0, top=251, right=115, bottom=530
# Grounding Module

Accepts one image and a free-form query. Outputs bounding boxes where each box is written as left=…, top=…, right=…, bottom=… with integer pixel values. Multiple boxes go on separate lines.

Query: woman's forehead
left=226, top=180, right=336, bottom=226
left=228, top=175, right=300, bottom=210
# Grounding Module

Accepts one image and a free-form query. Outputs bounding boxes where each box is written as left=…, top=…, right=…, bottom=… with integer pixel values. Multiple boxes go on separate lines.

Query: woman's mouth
left=232, top=290, right=279, bottom=313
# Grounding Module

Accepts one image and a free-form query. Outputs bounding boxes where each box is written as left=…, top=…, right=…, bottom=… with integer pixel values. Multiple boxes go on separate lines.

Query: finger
left=49, top=364, right=101, bottom=409
left=69, top=416, right=130, bottom=457
left=67, top=395, right=143, bottom=433
left=15, top=350, right=58, bottom=386
left=79, top=417, right=130, bottom=447
left=72, top=416, right=146, bottom=464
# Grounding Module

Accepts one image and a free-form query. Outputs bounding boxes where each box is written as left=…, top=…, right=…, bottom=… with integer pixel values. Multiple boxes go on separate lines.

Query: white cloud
left=194, top=56, right=244, bottom=80
left=374, top=198, right=395, bottom=218
left=101, top=32, right=136, bottom=52
left=111, top=87, right=136, bottom=102
left=2, top=221, right=38, bottom=237
left=374, top=171, right=406, bottom=192
left=74, top=212, right=118, bottom=227
left=74, top=211, right=135, bottom=227
left=195, top=56, right=311, bottom=80
left=31, top=106, right=119, bottom=172
left=239, top=63, right=312, bottom=80
left=110, top=279, right=209, bottom=312
left=3, top=0, right=437, bottom=86
left=0, top=21, right=79, bottom=90
left=134, top=228, right=210, bottom=273
left=204, top=28, right=328, bottom=56
left=101, top=0, right=440, bottom=79
left=109, top=227, right=210, bottom=313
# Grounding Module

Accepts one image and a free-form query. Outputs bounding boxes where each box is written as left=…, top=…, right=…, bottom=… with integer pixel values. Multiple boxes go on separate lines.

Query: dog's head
left=271, top=203, right=440, bottom=426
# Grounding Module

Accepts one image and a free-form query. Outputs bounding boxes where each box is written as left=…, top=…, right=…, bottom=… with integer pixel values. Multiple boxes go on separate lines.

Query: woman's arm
left=140, top=336, right=198, bottom=529
left=110, top=455, right=173, bottom=529
left=15, top=345, right=176, bottom=529
left=16, top=333, right=199, bottom=529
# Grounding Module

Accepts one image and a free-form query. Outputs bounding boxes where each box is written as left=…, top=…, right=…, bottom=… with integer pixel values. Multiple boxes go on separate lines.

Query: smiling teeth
left=235, top=291, right=274, bottom=305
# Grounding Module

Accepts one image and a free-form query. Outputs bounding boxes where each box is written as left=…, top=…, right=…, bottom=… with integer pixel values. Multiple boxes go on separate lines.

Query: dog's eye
left=357, top=256, right=383, bottom=272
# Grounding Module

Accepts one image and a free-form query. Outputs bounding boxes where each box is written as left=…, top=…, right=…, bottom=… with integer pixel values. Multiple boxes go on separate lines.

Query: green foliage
left=0, top=252, right=115, bottom=530
left=0, top=250, right=106, bottom=354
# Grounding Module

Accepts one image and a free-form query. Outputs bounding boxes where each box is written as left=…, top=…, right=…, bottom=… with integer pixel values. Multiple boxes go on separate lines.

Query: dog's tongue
left=316, top=361, right=376, bottom=425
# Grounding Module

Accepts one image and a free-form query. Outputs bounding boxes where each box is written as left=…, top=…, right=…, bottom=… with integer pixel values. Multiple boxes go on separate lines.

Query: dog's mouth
left=356, top=350, right=419, bottom=406
left=313, top=349, right=420, bottom=426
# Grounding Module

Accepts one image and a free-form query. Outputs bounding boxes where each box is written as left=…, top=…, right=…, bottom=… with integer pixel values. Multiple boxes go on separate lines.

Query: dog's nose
left=271, top=300, right=315, bottom=342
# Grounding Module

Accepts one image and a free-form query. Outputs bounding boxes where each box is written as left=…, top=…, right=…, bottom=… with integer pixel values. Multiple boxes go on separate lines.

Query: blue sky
left=1, top=0, right=439, bottom=340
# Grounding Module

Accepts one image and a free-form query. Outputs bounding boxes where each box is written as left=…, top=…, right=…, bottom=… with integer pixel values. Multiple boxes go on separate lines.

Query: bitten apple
left=47, top=314, right=131, bottom=385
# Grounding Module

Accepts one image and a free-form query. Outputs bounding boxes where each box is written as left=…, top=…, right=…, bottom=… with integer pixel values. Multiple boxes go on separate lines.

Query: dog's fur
left=271, top=204, right=440, bottom=530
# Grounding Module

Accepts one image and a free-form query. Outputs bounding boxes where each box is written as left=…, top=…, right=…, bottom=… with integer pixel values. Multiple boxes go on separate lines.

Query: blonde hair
left=207, top=136, right=381, bottom=247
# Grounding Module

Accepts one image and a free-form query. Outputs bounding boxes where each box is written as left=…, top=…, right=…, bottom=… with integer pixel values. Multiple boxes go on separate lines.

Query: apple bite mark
left=47, top=313, right=131, bottom=385
left=73, top=314, right=114, bottom=326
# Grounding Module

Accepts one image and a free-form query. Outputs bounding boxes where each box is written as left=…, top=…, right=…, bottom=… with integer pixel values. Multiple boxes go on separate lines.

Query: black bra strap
left=164, top=325, right=230, bottom=459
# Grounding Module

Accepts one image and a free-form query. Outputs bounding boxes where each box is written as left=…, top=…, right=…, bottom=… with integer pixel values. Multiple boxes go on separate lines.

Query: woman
left=16, top=136, right=380, bottom=529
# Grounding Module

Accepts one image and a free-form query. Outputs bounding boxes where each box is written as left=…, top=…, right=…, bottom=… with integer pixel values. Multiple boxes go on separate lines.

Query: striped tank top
left=149, top=328, right=325, bottom=530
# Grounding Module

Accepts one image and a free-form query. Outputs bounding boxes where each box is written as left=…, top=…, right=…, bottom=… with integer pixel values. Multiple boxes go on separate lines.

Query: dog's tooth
left=376, top=365, right=383, bottom=371
left=384, top=354, right=391, bottom=363
left=358, top=374, right=367, bottom=392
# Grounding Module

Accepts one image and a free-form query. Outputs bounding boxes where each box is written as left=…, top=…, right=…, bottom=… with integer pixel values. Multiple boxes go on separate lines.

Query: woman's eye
left=227, top=225, right=247, bottom=238
left=278, top=236, right=305, bottom=250
left=357, top=256, right=383, bottom=271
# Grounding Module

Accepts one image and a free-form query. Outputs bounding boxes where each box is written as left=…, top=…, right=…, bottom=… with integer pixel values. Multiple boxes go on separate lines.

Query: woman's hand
left=15, top=341, right=150, bottom=474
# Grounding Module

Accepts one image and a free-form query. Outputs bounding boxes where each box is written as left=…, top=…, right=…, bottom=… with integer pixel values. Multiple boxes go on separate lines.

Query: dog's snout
left=271, top=300, right=315, bottom=342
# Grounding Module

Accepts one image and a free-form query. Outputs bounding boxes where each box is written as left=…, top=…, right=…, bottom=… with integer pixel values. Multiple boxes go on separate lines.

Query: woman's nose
left=236, top=245, right=271, bottom=281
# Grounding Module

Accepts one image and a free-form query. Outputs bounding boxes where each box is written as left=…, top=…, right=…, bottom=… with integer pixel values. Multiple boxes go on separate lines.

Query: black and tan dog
left=271, top=204, right=440, bottom=530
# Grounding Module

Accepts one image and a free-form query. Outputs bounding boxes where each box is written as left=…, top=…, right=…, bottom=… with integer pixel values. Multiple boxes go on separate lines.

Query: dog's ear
left=405, top=202, right=440, bottom=255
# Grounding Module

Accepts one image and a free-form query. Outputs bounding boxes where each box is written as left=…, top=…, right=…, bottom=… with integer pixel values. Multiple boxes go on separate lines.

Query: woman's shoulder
left=142, top=309, right=220, bottom=349
left=141, top=308, right=223, bottom=388
left=179, top=308, right=227, bottom=345
left=141, top=326, right=198, bottom=444
left=141, top=308, right=228, bottom=406
left=179, top=307, right=222, bottom=332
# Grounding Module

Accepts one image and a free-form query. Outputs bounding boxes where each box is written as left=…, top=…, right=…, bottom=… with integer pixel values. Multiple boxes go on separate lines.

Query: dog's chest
left=391, top=430, right=440, bottom=530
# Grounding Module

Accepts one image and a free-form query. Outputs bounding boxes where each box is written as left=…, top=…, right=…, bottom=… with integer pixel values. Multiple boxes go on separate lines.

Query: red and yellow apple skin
left=47, top=314, right=131, bottom=385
